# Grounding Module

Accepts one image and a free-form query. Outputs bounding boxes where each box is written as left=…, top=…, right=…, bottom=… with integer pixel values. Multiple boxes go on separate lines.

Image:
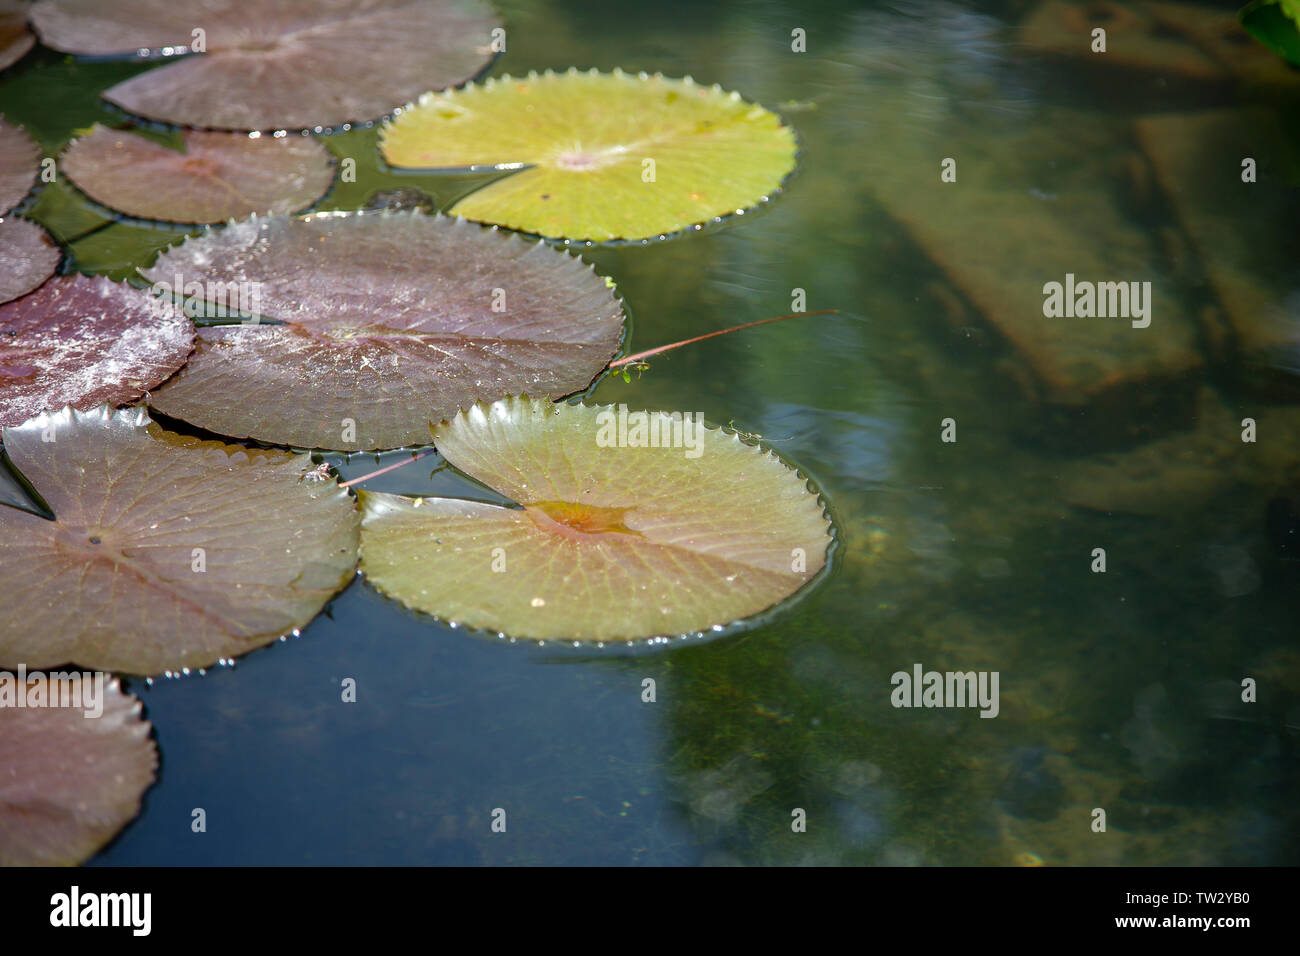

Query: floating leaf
left=1241, top=0, right=1300, bottom=66
left=380, top=69, right=798, bottom=241
left=30, top=0, right=500, bottom=130
left=0, top=275, right=193, bottom=428
left=0, top=675, right=157, bottom=866
left=0, top=216, right=59, bottom=304
left=60, top=125, right=336, bottom=224
left=142, top=212, right=624, bottom=451
left=0, top=117, right=38, bottom=214
left=359, top=397, right=833, bottom=642
left=0, top=1, right=35, bottom=72
left=0, top=405, right=359, bottom=674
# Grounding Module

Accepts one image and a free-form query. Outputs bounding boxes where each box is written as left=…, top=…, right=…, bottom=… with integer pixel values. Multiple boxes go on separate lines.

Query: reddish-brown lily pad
left=0, top=405, right=360, bottom=675
left=0, top=274, right=194, bottom=428
left=359, top=397, right=834, bottom=643
left=142, top=212, right=625, bottom=451
left=0, top=216, right=59, bottom=304
left=0, top=117, right=39, bottom=213
left=0, top=675, right=157, bottom=866
left=61, top=125, right=336, bottom=224
left=30, top=0, right=500, bottom=130
left=0, top=1, right=35, bottom=72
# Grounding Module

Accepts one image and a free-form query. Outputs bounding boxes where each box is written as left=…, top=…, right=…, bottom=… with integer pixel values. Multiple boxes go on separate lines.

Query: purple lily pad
left=0, top=1, right=34, bottom=72
left=0, top=404, right=360, bottom=675
left=0, top=116, right=39, bottom=214
left=141, top=212, right=625, bottom=451
left=0, top=216, right=59, bottom=304
left=0, top=675, right=157, bottom=866
left=30, top=0, right=500, bottom=130
left=0, top=274, right=194, bottom=428
left=61, top=124, right=336, bottom=223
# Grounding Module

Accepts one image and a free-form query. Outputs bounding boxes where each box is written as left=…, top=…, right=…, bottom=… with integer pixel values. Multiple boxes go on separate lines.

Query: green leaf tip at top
left=1240, top=0, right=1300, bottom=65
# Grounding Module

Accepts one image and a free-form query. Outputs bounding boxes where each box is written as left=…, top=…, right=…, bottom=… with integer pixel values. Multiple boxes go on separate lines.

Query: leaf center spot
left=236, top=39, right=280, bottom=54
left=527, top=500, right=641, bottom=537
left=555, top=150, right=607, bottom=171
left=180, top=156, right=219, bottom=175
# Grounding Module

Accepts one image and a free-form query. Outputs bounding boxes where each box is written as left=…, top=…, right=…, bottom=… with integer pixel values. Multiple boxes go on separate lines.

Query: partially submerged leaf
left=0, top=116, right=38, bottom=213
left=0, top=675, right=157, bottom=866
left=31, top=0, right=500, bottom=130
left=142, top=213, right=624, bottom=451
left=0, top=405, right=359, bottom=674
left=0, top=275, right=193, bottom=428
left=0, top=1, right=35, bottom=72
left=1241, top=0, right=1300, bottom=65
left=359, top=397, right=833, bottom=642
left=0, top=216, right=59, bottom=304
left=61, top=125, right=336, bottom=224
left=380, top=69, right=798, bottom=241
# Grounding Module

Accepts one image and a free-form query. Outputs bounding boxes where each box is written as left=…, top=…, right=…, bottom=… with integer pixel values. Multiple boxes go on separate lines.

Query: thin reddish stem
left=609, top=309, right=838, bottom=368
left=340, top=450, right=435, bottom=489
left=339, top=309, right=838, bottom=489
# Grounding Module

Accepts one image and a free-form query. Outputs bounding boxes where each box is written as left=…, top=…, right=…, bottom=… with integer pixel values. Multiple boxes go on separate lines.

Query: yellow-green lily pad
left=380, top=69, right=798, bottom=242
left=358, top=397, right=833, bottom=643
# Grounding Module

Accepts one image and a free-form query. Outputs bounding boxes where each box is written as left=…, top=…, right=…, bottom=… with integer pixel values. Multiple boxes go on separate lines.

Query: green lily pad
left=0, top=405, right=359, bottom=675
left=1241, top=0, right=1300, bottom=65
left=0, top=675, right=157, bottom=866
left=0, top=216, right=59, bottom=304
left=380, top=69, right=798, bottom=241
left=61, top=125, right=336, bottom=224
left=142, top=212, right=624, bottom=451
left=359, top=397, right=833, bottom=643
left=30, top=0, right=500, bottom=131
left=0, top=275, right=193, bottom=428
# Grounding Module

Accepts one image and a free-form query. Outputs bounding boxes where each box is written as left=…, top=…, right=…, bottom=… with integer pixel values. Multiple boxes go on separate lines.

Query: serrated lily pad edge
left=380, top=66, right=804, bottom=248
left=1, top=403, right=362, bottom=677
left=137, top=210, right=632, bottom=451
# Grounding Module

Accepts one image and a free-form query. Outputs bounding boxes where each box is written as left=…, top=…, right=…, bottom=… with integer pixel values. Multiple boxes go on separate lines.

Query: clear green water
left=3, top=0, right=1298, bottom=865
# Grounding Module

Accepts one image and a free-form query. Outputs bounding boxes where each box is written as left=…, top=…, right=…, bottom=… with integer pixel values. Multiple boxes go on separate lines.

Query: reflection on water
left=2, top=0, right=1296, bottom=865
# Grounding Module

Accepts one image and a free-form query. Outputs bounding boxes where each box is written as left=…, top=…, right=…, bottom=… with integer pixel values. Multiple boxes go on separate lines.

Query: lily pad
left=0, top=405, right=359, bottom=674
left=359, top=397, right=833, bottom=642
left=0, top=675, right=157, bottom=866
left=0, top=116, right=39, bottom=214
left=0, top=275, right=194, bottom=428
left=0, top=216, right=59, bottom=303
left=60, top=125, right=336, bottom=224
left=380, top=69, right=798, bottom=241
left=30, top=0, right=500, bottom=131
left=142, top=212, right=624, bottom=451
left=0, top=1, right=34, bottom=72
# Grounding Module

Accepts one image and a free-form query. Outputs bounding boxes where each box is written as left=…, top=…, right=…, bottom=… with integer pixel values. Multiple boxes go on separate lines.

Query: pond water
left=3, top=0, right=1298, bottom=865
